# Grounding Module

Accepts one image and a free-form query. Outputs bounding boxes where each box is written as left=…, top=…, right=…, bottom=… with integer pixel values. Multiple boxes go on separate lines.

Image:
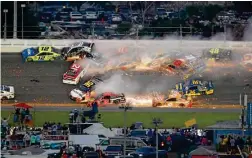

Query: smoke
left=243, top=18, right=252, bottom=41
left=74, top=25, right=250, bottom=97
left=94, top=72, right=141, bottom=95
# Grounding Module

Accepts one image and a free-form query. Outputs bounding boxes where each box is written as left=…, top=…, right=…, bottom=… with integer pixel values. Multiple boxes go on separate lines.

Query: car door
left=45, top=52, right=54, bottom=60
left=36, top=52, right=47, bottom=61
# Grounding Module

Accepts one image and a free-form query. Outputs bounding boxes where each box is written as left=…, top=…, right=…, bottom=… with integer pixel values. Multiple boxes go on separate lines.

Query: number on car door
left=37, top=52, right=47, bottom=61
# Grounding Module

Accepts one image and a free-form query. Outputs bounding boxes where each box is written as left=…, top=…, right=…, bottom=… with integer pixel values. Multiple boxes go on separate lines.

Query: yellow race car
left=21, top=46, right=61, bottom=62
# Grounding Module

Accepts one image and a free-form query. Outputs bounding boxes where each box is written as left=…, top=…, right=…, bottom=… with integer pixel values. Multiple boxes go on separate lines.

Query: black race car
left=202, top=48, right=232, bottom=61
left=61, top=41, right=95, bottom=61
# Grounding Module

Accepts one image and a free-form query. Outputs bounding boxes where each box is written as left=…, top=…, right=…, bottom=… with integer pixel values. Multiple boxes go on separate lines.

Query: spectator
left=35, top=134, right=41, bottom=146
left=23, top=132, right=30, bottom=147
left=25, top=108, right=30, bottom=116
left=14, top=108, right=20, bottom=123
left=30, top=133, right=36, bottom=145
left=229, top=137, right=235, bottom=153
left=201, top=136, right=208, bottom=146
left=21, top=109, right=26, bottom=124
left=147, top=128, right=153, bottom=137
left=52, top=123, right=58, bottom=135
left=1, top=113, right=11, bottom=135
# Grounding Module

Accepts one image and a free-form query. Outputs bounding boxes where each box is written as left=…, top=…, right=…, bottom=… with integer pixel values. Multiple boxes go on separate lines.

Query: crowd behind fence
left=0, top=25, right=238, bottom=40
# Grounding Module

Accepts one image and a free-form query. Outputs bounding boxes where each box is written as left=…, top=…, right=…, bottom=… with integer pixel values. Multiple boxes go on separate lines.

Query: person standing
left=30, top=133, right=36, bottom=146
left=1, top=113, right=11, bottom=135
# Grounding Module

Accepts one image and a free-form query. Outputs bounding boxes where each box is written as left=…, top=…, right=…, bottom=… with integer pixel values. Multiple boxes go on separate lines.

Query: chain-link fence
left=1, top=24, right=248, bottom=40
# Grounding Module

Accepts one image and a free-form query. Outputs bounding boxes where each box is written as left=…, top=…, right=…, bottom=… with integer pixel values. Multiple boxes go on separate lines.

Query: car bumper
left=63, top=79, right=77, bottom=85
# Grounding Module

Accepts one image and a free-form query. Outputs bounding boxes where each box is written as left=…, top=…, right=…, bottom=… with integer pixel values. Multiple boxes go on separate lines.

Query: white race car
left=1, top=85, right=15, bottom=101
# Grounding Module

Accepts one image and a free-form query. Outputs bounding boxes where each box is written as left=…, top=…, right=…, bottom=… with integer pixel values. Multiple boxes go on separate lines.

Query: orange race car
left=152, top=90, right=192, bottom=108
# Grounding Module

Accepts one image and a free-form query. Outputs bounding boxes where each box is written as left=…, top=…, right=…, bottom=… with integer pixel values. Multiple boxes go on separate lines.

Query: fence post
left=224, top=24, right=227, bottom=42
left=13, top=1, right=17, bottom=39
left=136, top=27, right=139, bottom=40
left=180, top=24, right=182, bottom=40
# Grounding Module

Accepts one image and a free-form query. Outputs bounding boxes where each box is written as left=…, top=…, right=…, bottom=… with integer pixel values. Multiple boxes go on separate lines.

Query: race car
left=159, top=55, right=205, bottom=80
left=175, top=79, right=214, bottom=96
left=62, top=62, right=89, bottom=85
left=153, top=97, right=190, bottom=108
left=1, top=85, right=15, bottom=101
left=21, top=46, right=61, bottom=62
left=79, top=77, right=104, bottom=93
left=202, top=48, right=232, bottom=61
left=61, top=41, right=94, bottom=61
left=92, top=92, right=126, bottom=106
left=69, top=89, right=125, bottom=106
left=152, top=90, right=192, bottom=108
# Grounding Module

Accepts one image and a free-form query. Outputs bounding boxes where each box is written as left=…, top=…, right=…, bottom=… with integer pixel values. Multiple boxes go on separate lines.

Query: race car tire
left=179, top=103, right=185, bottom=107
left=26, top=58, right=33, bottom=62
left=69, top=96, right=76, bottom=101
left=1, top=96, right=8, bottom=101
left=153, top=103, right=161, bottom=107
left=113, top=100, right=119, bottom=104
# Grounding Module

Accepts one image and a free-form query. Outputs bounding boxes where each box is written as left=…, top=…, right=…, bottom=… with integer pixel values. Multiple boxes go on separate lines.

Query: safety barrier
left=1, top=39, right=252, bottom=53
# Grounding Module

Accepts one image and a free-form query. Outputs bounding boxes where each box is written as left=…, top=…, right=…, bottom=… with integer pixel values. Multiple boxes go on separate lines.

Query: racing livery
left=63, top=63, right=89, bottom=85
left=175, top=79, right=214, bottom=96
left=202, top=48, right=232, bottom=61
left=21, top=46, right=61, bottom=62
left=79, top=77, right=104, bottom=93
left=1, top=85, right=15, bottom=101
left=159, top=55, right=205, bottom=80
left=152, top=90, right=191, bottom=108
left=61, top=41, right=94, bottom=61
left=92, top=92, right=126, bottom=106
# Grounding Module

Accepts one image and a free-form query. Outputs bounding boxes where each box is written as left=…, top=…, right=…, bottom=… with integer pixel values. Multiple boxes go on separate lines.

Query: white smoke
left=243, top=18, right=252, bottom=41
left=75, top=23, right=251, bottom=96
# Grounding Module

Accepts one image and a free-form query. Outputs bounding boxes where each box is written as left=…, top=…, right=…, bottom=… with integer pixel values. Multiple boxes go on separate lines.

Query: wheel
left=179, top=103, right=185, bottom=107
left=153, top=103, right=161, bottom=107
left=1, top=96, right=8, bottom=101
left=26, top=58, right=33, bottom=62
left=113, top=100, right=119, bottom=104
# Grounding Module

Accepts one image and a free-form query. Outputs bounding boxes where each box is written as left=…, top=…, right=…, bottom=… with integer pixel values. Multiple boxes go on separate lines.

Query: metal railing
left=0, top=24, right=245, bottom=41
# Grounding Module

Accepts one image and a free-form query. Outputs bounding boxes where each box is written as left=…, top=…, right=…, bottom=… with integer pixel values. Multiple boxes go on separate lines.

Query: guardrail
left=1, top=39, right=252, bottom=53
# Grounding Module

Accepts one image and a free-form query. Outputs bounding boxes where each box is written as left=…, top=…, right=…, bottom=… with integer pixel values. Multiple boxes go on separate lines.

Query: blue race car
left=79, top=77, right=103, bottom=93
left=175, top=79, right=214, bottom=96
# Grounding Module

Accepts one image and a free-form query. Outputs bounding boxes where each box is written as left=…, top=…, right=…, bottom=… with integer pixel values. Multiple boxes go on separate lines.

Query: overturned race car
left=61, top=41, right=95, bottom=61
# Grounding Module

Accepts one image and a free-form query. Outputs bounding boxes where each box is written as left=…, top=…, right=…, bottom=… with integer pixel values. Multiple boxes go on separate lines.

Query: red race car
left=87, top=92, right=126, bottom=107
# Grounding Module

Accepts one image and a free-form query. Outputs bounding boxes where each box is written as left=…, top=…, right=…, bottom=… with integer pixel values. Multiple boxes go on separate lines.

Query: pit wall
left=1, top=39, right=252, bottom=53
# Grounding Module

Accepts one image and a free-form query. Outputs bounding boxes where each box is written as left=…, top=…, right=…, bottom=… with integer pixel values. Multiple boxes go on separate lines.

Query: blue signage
left=247, top=103, right=252, bottom=126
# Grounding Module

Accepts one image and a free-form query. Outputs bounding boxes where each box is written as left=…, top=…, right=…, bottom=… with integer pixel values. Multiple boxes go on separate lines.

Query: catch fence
left=1, top=25, right=230, bottom=40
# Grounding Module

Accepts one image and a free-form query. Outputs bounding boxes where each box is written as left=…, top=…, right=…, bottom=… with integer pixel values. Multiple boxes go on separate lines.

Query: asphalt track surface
left=1, top=53, right=252, bottom=106
left=1, top=106, right=241, bottom=113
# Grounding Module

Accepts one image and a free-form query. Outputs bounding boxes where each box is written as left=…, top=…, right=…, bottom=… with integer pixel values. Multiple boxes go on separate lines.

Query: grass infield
left=1, top=111, right=239, bottom=128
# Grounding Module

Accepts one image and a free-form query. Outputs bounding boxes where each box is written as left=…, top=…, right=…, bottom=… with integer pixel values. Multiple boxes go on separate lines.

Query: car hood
left=70, top=89, right=84, bottom=99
